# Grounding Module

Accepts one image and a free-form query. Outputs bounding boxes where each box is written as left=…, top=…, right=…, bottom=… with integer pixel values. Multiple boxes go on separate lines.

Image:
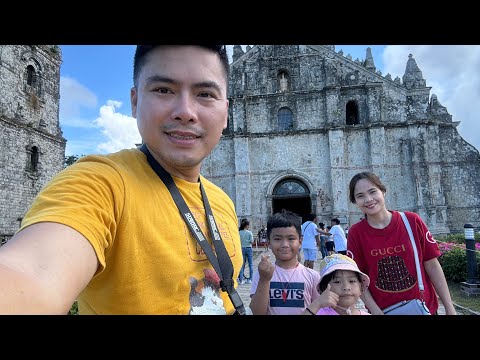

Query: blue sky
left=59, top=45, right=480, bottom=156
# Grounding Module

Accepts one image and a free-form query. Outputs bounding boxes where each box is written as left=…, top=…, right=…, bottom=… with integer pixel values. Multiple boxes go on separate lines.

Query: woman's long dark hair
left=239, top=218, right=250, bottom=231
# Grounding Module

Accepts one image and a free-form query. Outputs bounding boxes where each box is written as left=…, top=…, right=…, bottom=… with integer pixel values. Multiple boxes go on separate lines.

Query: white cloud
left=59, top=76, right=98, bottom=128
left=382, top=45, right=480, bottom=151
left=94, top=100, right=141, bottom=153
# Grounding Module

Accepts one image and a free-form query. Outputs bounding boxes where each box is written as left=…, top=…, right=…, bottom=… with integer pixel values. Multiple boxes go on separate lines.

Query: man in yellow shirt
left=0, top=45, right=243, bottom=314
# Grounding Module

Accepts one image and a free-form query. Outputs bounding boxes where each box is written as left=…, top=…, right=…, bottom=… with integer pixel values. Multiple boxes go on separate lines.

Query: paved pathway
left=236, top=248, right=456, bottom=315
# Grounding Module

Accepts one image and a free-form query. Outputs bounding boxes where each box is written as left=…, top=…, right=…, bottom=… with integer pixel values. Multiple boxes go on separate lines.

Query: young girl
left=249, top=211, right=321, bottom=315
left=347, top=171, right=456, bottom=315
left=303, top=254, right=371, bottom=315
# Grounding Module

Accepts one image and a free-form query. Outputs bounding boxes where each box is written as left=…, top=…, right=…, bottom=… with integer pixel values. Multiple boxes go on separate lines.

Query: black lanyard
left=139, top=144, right=245, bottom=315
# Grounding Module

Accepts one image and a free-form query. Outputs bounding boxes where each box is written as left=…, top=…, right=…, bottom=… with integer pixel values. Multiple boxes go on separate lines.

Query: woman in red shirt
left=346, top=172, right=456, bottom=315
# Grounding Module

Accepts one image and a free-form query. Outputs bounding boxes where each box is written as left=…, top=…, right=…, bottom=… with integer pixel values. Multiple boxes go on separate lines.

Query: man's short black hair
left=133, top=45, right=229, bottom=87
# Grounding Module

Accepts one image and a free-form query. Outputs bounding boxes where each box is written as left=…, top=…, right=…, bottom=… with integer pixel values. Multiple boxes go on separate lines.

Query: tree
left=64, top=154, right=85, bottom=168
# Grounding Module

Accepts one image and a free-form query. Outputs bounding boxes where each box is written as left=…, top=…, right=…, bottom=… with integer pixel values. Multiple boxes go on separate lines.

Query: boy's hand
left=258, top=254, right=275, bottom=281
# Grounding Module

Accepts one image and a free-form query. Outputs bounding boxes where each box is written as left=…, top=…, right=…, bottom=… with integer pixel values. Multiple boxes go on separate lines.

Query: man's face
left=131, top=46, right=228, bottom=181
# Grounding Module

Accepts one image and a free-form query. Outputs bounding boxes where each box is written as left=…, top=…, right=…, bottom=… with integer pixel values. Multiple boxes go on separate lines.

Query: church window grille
left=274, top=179, right=308, bottom=197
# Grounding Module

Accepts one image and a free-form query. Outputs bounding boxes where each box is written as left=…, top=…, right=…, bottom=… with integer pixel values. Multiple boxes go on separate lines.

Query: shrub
left=68, top=300, right=78, bottom=315
left=438, top=241, right=480, bottom=283
left=436, top=232, right=480, bottom=245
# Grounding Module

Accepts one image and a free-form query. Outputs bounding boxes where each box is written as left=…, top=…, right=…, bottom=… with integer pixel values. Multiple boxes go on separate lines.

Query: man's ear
left=222, top=99, right=229, bottom=130
left=130, top=86, right=138, bottom=118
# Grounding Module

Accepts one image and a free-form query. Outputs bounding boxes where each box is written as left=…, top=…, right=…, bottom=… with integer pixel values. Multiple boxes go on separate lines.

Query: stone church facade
left=202, top=45, right=480, bottom=235
left=0, top=45, right=66, bottom=243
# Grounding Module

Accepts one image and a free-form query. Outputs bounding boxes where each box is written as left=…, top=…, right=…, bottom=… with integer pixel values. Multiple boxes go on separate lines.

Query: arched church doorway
left=272, top=179, right=311, bottom=222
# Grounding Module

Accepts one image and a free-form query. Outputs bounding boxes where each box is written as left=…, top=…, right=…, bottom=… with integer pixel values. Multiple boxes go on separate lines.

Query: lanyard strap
left=139, top=144, right=245, bottom=315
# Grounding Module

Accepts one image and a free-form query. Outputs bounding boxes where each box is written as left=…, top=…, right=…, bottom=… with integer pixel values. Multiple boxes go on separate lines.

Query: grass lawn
left=447, top=280, right=480, bottom=314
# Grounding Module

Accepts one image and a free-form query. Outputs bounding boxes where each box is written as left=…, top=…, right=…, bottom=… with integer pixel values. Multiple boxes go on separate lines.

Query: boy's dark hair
left=305, top=213, right=316, bottom=222
left=267, top=211, right=302, bottom=240
left=133, top=45, right=229, bottom=87
left=331, top=218, right=340, bottom=225
left=319, top=222, right=325, bottom=229
left=318, top=270, right=362, bottom=293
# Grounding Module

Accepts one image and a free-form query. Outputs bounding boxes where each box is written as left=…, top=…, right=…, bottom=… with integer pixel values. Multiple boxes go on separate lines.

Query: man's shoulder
left=78, top=148, right=142, bottom=168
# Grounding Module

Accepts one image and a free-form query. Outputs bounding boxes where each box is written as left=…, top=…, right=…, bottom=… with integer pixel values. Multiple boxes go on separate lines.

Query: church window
left=278, top=107, right=293, bottom=131
left=346, top=100, right=359, bottom=125
left=274, top=179, right=308, bottom=196
left=26, top=65, right=37, bottom=88
left=277, top=70, right=290, bottom=92
left=29, top=146, right=39, bottom=172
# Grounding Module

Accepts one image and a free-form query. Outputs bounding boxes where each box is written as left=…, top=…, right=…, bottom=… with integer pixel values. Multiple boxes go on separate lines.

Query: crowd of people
left=0, top=44, right=456, bottom=315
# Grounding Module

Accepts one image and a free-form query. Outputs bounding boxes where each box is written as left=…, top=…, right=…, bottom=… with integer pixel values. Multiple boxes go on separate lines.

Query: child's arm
left=302, top=284, right=339, bottom=315
left=249, top=254, right=274, bottom=315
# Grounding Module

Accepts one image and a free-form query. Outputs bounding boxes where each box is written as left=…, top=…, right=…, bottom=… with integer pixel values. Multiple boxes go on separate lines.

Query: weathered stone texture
left=0, top=45, right=65, bottom=241
left=204, top=45, right=480, bottom=235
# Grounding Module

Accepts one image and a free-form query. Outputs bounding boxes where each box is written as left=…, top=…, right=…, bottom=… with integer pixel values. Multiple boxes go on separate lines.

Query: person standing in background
left=239, top=218, right=254, bottom=284
left=301, top=214, right=320, bottom=269
left=258, top=224, right=268, bottom=249
left=329, top=218, right=347, bottom=255
left=324, top=226, right=335, bottom=255
left=318, top=222, right=329, bottom=259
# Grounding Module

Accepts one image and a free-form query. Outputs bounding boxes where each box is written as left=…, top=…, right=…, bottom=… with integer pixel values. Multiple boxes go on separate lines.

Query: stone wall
left=0, top=45, right=65, bottom=241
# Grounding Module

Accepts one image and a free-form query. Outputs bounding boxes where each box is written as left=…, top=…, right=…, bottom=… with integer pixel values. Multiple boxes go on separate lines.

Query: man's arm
left=0, top=222, right=98, bottom=314
left=317, top=228, right=331, bottom=236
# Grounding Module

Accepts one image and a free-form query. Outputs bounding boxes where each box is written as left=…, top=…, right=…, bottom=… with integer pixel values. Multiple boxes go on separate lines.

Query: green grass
left=447, top=280, right=480, bottom=314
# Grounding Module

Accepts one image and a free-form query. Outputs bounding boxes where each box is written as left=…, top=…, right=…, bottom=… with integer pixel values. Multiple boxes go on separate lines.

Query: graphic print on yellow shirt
left=189, top=268, right=226, bottom=314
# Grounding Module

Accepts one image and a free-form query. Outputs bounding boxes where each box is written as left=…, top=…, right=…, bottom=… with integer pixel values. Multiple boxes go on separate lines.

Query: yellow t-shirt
left=20, top=148, right=242, bottom=314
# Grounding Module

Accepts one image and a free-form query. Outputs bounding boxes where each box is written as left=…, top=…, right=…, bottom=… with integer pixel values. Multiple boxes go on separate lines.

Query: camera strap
left=140, top=144, right=245, bottom=315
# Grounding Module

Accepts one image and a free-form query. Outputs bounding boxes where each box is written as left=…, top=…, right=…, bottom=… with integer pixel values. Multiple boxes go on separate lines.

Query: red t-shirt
left=347, top=211, right=441, bottom=314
